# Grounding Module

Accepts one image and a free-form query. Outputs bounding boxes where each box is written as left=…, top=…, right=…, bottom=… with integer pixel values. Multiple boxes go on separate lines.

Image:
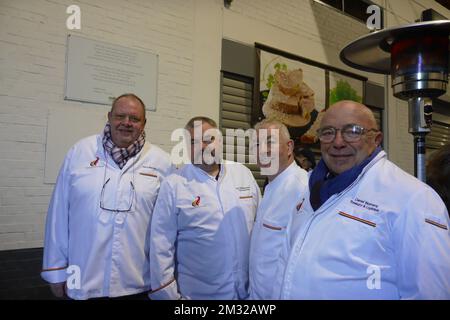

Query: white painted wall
left=1, top=0, right=449, bottom=250
left=222, top=0, right=384, bottom=83
left=191, top=0, right=222, bottom=121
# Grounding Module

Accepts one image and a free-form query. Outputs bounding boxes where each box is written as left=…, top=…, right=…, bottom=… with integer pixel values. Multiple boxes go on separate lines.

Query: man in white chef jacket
left=41, top=94, right=173, bottom=300
left=249, top=119, right=308, bottom=300
left=149, top=116, right=260, bottom=300
left=279, top=100, right=450, bottom=299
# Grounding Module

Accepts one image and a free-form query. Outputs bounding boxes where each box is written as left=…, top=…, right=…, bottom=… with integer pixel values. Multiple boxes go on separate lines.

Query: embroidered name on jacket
left=236, top=186, right=251, bottom=192
left=350, top=197, right=380, bottom=213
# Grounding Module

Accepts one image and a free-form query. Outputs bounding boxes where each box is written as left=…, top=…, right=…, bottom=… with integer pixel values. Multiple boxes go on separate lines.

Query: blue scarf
left=309, top=147, right=382, bottom=211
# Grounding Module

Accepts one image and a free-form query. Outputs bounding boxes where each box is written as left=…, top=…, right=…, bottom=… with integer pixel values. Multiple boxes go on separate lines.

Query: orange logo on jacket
left=192, top=196, right=201, bottom=207
left=90, top=157, right=99, bottom=167
left=296, top=198, right=305, bottom=211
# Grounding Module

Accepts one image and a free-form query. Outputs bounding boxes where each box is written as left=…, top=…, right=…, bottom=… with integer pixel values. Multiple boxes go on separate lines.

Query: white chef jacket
left=249, top=162, right=308, bottom=300
left=280, top=151, right=450, bottom=299
left=149, top=161, right=261, bottom=300
left=41, top=134, right=173, bottom=299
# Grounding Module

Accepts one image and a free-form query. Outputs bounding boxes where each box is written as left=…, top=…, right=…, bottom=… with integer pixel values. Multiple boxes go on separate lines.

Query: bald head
left=323, top=100, right=378, bottom=131
left=319, top=100, right=383, bottom=175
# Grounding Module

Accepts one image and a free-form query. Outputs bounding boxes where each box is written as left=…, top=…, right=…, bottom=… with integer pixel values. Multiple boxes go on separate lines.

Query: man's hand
left=49, top=282, right=67, bottom=298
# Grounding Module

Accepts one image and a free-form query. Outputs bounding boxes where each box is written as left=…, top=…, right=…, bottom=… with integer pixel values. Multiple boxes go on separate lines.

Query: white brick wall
left=0, top=0, right=195, bottom=250
left=230, top=0, right=368, bottom=51
left=224, top=0, right=379, bottom=80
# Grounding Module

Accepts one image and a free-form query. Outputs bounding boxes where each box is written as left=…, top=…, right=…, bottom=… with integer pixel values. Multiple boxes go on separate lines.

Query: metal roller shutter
left=220, top=73, right=266, bottom=188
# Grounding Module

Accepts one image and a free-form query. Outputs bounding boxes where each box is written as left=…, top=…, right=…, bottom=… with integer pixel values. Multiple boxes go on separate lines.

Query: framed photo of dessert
left=254, top=43, right=367, bottom=151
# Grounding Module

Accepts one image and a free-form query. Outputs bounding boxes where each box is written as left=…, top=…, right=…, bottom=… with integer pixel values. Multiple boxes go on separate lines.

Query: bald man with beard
left=278, top=100, right=450, bottom=300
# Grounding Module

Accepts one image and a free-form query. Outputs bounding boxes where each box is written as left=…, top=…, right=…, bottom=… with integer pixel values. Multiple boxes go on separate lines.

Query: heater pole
left=408, top=97, right=432, bottom=182
left=414, top=134, right=427, bottom=182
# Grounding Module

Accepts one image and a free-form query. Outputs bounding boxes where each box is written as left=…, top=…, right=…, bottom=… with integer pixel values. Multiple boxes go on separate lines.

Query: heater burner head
left=340, top=20, right=450, bottom=75
left=340, top=20, right=450, bottom=182
left=340, top=20, right=450, bottom=100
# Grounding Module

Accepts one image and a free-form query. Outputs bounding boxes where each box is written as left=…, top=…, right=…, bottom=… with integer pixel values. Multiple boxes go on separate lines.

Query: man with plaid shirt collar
left=41, top=93, right=173, bottom=299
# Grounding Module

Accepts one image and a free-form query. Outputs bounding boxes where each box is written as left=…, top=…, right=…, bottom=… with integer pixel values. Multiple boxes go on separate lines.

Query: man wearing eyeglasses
left=279, top=100, right=450, bottom=299
left=41, top=93, right=173, bottom=299
left=149, top=116, right=260, bottom=300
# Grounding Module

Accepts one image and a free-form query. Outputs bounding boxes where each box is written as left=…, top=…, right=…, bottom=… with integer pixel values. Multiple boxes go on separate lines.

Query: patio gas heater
left=340, top=20, right=450, bottom=181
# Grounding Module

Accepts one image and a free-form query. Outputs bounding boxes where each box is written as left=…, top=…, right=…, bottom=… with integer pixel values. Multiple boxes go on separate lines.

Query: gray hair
left=185, top=116, right=218, bottom=130
left=254, top=118, right=291, bottom=141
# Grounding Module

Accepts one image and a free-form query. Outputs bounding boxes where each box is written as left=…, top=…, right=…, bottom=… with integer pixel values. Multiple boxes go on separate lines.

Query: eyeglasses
left=99, top=155, right=136, bottom=212
left=100, top=178, right=136, bottom=212
left=317, top=124, right=379, bottom=143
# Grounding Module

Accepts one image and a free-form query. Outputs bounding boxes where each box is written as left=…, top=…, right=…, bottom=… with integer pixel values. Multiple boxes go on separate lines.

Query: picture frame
left=254, top=43, right=367, bottom=153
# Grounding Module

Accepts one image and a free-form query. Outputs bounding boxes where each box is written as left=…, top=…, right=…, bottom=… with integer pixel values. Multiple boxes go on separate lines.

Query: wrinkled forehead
left=321, top=105, right=374, bottom=129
